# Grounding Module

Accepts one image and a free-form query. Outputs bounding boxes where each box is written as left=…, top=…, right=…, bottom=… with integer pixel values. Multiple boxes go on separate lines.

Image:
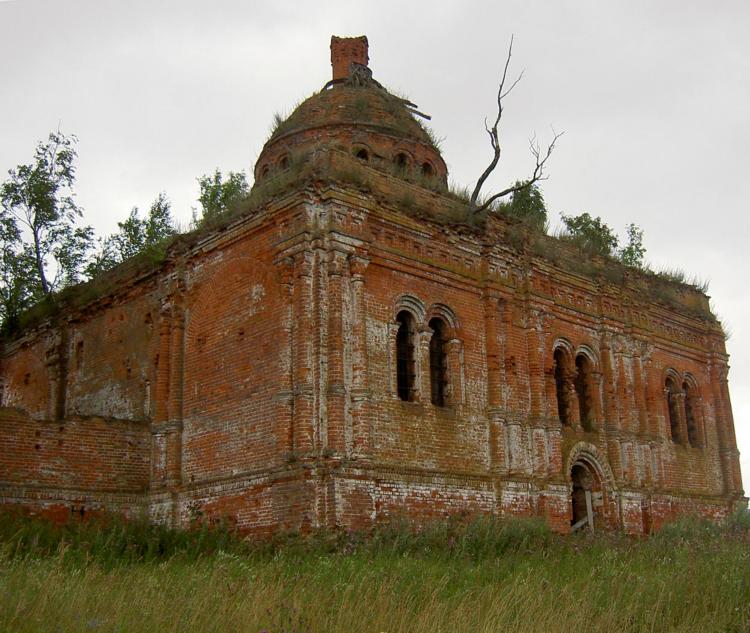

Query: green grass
left=1, top=512, right=749, bottom=632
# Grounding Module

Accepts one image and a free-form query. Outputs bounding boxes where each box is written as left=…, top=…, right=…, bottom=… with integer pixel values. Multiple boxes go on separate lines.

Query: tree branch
left=469, top=35, right=524, bottom=207
left=31, top=223, right=49, bottom=295
left=470, top=35, right=523, bottom=207
left=471, top=128, right=563, bottom=215
left=469, top=35, right=562, bottom=216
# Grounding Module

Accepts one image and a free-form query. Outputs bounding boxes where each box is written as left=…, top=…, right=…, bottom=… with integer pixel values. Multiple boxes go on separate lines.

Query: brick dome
left=254, top=36, right=448, bottom=187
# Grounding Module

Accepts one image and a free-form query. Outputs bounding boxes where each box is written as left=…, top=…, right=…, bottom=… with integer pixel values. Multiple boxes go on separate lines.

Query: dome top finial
left=330, top=35, right=369, bottom=82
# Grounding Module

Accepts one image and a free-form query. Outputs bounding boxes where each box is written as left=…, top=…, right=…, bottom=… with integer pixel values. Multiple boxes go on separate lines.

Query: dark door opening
left=571, top=463, right=596, bottom=532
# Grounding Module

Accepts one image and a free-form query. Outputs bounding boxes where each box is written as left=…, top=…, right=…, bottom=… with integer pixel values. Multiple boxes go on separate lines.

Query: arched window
left=355, top=148, right=369, bottom=162
left=666, top=377, right=680, bottom=443
left=278, top=155, right=289, bottom=170
left=554, top=348, right=570, bottom=426
left=260, top=164, right=270, bottom=181
left=429, top=317, right=448, bottom=406
left=421, top=162, right=433, bottom=177
left=396, top=311, right=416, bottom=401
left=575, top=354, right=595, bottom=432
left=394, top=152, right=409, bottom=174
left=683, top=381, right=699, bottom=447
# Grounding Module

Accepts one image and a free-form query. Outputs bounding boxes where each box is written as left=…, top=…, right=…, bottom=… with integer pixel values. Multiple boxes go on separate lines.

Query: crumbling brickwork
left=0, top=36, right=744, bottom=534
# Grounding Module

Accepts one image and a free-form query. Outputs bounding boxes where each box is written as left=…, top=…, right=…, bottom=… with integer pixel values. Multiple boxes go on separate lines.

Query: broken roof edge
left=0, top=151, right=719, bottom=348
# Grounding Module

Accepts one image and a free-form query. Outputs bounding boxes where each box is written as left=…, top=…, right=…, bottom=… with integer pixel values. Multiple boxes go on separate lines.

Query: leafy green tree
left=87, top=193, right=176, bottom=277
left=0, top=220, right=38, bottom=331
left=144, top=192, right=175, bottom=244
left=560, top=212, right=619, bottom=256
left=505, top=181, right=547, bottom=231
left=196, top=169, right=249, bottom=223
left=0, top=131, right=93, bottom=322
left=619, top=223, right=646, bottom=268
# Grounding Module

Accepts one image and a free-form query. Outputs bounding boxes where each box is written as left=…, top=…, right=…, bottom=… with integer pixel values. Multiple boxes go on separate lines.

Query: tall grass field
left=1, top=512, right=749, bottom=632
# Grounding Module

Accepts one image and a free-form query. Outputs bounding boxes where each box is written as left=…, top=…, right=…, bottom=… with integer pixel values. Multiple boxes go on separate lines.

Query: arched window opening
left=429, top=318, right=448, bottom=407
left=394, top=152, right=409, bottom=173
left=279, top=155, right=289, bottom=170
left=421, top=162, right=433, bottom=177
left=575, top=354, right=594, bottom=431
left=666, top=377, right=680, bottom=443
left=355, top=148, right=369, bottom=162
left=260, top=164, right=270, bottom=181
left=554, top=348, right=570, bottom=426
left=75, top=340, right=84, bottom=371
left=396, top=311, right=416, bottom=402
left=683, top=382, right=699, bottom=447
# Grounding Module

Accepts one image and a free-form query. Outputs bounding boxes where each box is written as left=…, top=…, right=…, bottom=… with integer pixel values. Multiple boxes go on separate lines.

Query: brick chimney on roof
left=330, top=35, right=369, bottom=81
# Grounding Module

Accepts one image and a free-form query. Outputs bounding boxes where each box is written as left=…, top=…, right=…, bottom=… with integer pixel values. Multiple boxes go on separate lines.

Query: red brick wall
left=0, top=166, right=743, bottom=535
left=0, top=407, right=149, bottom=493
left=181, top=231, right=288, bottom=483
left=2, top=337, right=51, bottom=419
left=66, top=294, right=160, bottom=420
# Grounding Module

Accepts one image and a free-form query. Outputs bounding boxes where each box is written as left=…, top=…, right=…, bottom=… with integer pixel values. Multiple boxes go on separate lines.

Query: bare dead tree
left=469, top=36, right=563, bottom=215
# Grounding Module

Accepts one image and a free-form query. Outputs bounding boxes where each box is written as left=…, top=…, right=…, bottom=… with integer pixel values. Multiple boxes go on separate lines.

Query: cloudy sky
left=1, top=0, right=748, bottom=487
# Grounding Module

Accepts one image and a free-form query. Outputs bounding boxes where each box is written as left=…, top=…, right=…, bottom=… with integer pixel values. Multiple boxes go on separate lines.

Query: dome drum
left=255, top=36, right=447, bottom=188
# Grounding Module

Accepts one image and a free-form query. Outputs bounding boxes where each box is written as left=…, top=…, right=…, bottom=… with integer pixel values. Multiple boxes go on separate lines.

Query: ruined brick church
left=0, top=36, right=744, bottom=534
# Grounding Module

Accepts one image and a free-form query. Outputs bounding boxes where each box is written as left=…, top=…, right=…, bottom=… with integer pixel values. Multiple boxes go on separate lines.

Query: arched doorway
left=570, top=460, right=602, bottom=532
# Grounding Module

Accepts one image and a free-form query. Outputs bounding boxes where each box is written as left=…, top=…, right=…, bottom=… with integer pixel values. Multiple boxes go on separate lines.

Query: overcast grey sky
left=1, top=0, right=748, bottom=488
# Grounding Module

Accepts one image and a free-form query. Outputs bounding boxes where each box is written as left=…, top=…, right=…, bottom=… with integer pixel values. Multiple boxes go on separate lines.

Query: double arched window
left=553, top=343, right=597, bottom=431
left=665, top=372, right=702, bottom=448
left=394, top=300, right=457, bottom=407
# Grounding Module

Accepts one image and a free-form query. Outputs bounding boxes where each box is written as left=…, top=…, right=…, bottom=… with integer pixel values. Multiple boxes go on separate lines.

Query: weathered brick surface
left=3, top=337, right=51, bottom=419
left=66, top=294, right=160, bottom=420
left=0, top=407, right=148, bottom=521
left=0, top=36, right=744, bottom=534
left=0, top=407, right=148, bottom=491
left=182, top=245, right=287, bottom=483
